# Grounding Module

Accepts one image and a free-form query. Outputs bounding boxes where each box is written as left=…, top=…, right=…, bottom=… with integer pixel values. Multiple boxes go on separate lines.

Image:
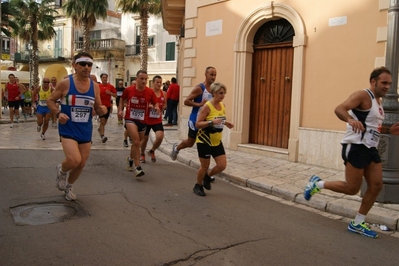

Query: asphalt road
left=1, top=150, right=399, bottom=266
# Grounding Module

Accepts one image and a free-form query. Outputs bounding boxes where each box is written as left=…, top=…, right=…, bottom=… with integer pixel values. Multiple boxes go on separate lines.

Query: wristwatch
left=208, top=120, right=213, bottom=126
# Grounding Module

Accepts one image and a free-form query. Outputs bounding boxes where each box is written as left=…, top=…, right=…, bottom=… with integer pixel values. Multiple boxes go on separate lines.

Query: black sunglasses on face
left=77, top=62, right=93, bottom=67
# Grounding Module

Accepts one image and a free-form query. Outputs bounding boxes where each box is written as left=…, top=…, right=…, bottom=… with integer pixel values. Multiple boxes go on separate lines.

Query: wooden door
left=249, top=43, right=293, bottom=149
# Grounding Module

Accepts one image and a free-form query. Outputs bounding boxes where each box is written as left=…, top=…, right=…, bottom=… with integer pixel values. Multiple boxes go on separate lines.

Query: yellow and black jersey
left=196, top=101, right=226, bottom=146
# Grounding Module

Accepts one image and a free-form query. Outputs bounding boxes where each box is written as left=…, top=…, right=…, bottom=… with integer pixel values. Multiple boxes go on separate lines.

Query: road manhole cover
left=9, top=201, right=90, bottom=226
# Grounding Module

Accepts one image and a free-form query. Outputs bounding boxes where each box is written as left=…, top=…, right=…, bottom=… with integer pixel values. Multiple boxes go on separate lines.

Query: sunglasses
left=77, top=62, right=93, bottom=67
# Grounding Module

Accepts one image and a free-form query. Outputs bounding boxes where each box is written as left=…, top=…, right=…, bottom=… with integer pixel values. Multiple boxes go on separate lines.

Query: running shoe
left=193, top=183, right=206, bottom=196
left=101, top=136, right=108, bottom=143
left=170, top=142, right=179, bottom=161
left=210, top=176, right=216, bottom=182
left=40, top=133, right=45, bottom=140
left=10, top=123, right=13, bottom=128
left=37, top=125, right=41, bottom=132
left=15, top=117, right=19, bottom=123
left=64, top=185, right=76, bottom=201
left=203, top=173, right=212, bottom=190
left=55, top=164, right=68, bottom=191
left=348, top=221, right=378, bottom=238
left=135, top=166, right=145, bottom=177
left=123, top=139, right=128, bottom=147
left=148, top=150, right=156, bottom=163
left=303, top=175, right=321, bottom=201
left=140, top=153, right=146, bottom=163
left=126, top=157, right=134, bottom=172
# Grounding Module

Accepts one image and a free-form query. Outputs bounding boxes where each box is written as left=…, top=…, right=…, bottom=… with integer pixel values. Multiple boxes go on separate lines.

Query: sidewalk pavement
left=1, top=107, right=399, bottom=236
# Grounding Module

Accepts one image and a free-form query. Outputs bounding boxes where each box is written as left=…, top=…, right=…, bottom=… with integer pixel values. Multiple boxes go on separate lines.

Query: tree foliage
left=63, top=0, right=108, bottom=52
left=9, top=0, right=58, bottom=88
left=116, top=0, right=161, bottom=71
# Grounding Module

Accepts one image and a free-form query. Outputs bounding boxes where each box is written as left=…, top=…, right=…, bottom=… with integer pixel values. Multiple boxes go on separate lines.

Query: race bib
left=71, top=107, right=90, bottom=123
left=130, top=108, right=145, bottom=120
left=39, top=100, right=47, bottom=106
left=117, top=91, right=123, bottom=96
left=149, top=108, right=160, bottom=118
left=364, top=129, right=380, bottom=147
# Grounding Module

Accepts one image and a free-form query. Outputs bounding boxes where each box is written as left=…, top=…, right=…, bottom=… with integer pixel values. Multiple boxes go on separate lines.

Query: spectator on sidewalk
left=164, top=77, right=179, bottom=126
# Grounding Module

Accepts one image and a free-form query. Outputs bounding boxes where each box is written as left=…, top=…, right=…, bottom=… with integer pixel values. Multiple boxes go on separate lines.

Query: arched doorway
left=249, top=19, right=294, bottom=149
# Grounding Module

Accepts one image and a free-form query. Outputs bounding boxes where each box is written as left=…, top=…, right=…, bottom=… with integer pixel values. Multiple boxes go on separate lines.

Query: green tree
left=1, top=0, right=18, bottom=37
left=9, top=0, right=57, bottom=88
left=116, top=0, right=161, bottom=71
left=63, top=0, right=108, bottom=53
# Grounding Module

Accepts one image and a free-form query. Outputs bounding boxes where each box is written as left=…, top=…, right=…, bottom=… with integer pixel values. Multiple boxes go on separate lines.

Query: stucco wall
left=176, top=0, right=390, bottom=169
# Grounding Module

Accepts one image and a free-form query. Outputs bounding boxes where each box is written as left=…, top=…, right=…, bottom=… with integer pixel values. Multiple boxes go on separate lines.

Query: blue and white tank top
left=58, top=75, right=95, bottom=142
left=341, top=89, right=384, bottom=148
left=188, top=83, right=213, bottom=131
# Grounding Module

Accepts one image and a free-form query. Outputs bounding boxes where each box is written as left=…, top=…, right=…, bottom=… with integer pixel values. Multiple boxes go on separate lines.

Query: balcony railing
left=14, top=48, right=67, bottom=62
left=74, top=38, right=126, bottom=51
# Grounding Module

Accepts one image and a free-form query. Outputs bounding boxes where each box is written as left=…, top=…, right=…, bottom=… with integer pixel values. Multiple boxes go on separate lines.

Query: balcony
left=74, top=38, right=125, bottom=51
left=74, top=38, right=126, bottom=60
left=14, top=48, right=67, bottom=63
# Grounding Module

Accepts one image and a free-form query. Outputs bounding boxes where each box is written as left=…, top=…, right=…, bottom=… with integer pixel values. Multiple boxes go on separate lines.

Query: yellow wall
left=175, top=0, right=390, bottom=168
left=188, top=0, right=387, bottom=131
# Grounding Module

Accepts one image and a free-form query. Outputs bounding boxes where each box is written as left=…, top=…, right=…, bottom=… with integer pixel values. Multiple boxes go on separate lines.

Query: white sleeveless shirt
left=341, top=89, right=384, bottom=148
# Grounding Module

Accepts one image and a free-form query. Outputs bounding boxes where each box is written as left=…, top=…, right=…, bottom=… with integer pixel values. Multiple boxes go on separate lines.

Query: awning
left=1, top=70, right=31, bottom=84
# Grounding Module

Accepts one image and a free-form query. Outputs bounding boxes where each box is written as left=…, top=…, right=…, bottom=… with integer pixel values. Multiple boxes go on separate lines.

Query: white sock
left=316, top=181, right=324, bottom=189
left=354, top=213, right=366, bottom=225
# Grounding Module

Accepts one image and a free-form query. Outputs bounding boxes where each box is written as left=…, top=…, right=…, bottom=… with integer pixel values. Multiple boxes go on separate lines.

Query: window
left=166, top=42, right=175, bottom=61
left=54, top=28, right=62, bottom=57
left=90, top=30, right=101, bottom=40
left=135, top=25, right=141, bottom=54
left=148, top=36, right=154, bottom=47
left=54, top=0, right=63, bottom=8
left=254, top=19, right=294, bottom=45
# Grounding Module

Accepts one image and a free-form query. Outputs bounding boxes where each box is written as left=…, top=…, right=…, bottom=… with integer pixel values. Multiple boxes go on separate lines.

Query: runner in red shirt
left=118, top=70, right=160, bottom=177
left=98, top=73, right=117, bottom=143
left=140, top=75, right=167, bottom=163
left=5, top=73, right=23, bottom=128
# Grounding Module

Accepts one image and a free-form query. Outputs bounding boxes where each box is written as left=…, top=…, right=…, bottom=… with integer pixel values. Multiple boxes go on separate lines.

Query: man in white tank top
left=304, top=67, right=399, bottom=238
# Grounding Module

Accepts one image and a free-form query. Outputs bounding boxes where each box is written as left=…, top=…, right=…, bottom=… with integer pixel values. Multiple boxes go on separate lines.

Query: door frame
left=230, top=2, right=306, bottom=162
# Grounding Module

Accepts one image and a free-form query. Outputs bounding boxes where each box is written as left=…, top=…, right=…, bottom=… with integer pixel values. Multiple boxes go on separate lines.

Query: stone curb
left=150, top=131, right=399, bottom=232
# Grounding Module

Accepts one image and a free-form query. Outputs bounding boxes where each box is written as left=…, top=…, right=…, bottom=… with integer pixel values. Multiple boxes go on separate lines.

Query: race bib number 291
left=71, top=107, right=90, bottom=123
